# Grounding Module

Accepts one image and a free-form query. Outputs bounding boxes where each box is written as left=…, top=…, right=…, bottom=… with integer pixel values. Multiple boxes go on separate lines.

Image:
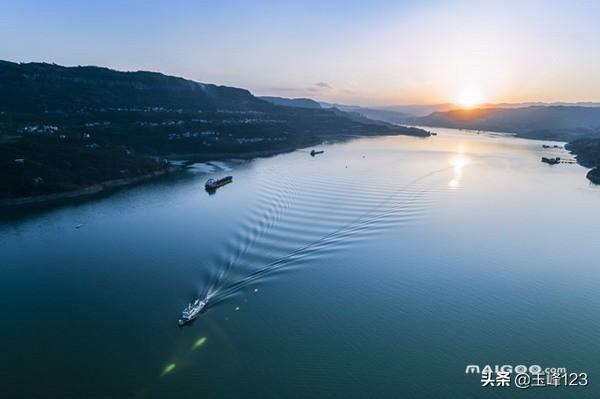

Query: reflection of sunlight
left=452, top=157, right=469, bottom=169
left=448, top=155, right=470, bottom=188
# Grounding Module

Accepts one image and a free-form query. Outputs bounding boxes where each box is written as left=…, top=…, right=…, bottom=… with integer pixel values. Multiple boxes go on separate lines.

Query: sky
left=1, top=0, right=599, bottom=106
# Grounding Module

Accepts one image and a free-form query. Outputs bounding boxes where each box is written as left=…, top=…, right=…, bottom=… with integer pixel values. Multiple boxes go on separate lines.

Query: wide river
left=1, top=128, right=599, bottom=398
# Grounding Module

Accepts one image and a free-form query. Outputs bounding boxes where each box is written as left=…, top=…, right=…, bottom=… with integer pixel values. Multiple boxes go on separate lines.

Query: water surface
left=1, top=128, right=599, bottom=398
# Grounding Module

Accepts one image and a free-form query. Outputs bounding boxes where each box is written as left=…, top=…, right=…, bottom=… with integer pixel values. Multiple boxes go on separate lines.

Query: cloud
left=307, top=81, right=334, bottom=93
left=258, top=81, right=338, bottom=98
left=313, top=82, right=333, bottom=89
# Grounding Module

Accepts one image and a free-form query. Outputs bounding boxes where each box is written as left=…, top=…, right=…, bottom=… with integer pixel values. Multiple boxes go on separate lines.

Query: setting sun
left=455, top=87, right=484, bottom=109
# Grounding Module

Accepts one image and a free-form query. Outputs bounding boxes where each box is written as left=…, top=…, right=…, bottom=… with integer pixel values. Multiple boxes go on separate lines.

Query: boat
left=205, top=175, right=233, bottom=190
left=178, top=298, right=207, bottom=326
left=310, top=150, right=324, bottom=156
left=541, top=157, right=561, bottom=165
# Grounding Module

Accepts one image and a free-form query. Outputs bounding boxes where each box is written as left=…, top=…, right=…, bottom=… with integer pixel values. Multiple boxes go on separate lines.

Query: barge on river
left=205, top=176, right=233, bottom=191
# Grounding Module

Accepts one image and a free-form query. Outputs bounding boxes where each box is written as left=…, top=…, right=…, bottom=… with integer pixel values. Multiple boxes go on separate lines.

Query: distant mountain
left=415, top=106, right=600, bottom=141
left=319, top=102, right=412, bottom=124
left=0, top=61, right=428, bottom=151
left=260, top=97, right=407, bottom=127
left=0, top=61, right=428, bottom=201
left=260, top=96, right=322, bottom=109
left=566, top=138, right=600, bottom=184
left=0, top=60, right=269, bottom=112
left=383, top=102, right=600, bottom=116
left=480, top=101, right=600, bottom=109
left=322, top=101, right=600, bottom=122
left=370, top=104, right=456, bottom=117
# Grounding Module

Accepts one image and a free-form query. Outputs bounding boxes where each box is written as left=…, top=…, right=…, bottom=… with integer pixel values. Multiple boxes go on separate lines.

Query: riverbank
left=0, top=132, right=425, bottom=210
left=167, top=130, right=433, bottom=163
left=165, top=146, right=304, bottom=163
left=164, top=134, right=349, bottom=162
left=0, top=165, right=181, bottom=208
left=565, top=138, right=600, bottom=184
left=413, top=125, right=600, bottom=184
left=1, top=143, right=308, bottom=210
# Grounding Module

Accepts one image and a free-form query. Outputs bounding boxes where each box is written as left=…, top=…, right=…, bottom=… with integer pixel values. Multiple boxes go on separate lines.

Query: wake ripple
left=200, top=163, right=455, bottom=306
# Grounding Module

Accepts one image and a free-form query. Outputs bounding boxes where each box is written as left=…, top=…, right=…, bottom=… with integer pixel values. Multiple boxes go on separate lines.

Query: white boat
left=178, top=298, right=207, bottom=326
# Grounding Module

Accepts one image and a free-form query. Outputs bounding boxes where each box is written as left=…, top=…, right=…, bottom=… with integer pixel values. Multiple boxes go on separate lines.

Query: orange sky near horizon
left=1, top=1, right=599, bottom=107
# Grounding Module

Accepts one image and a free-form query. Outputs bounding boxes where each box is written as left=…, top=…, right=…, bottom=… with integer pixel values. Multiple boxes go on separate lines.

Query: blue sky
left=1, top=0, right=599, bottom=106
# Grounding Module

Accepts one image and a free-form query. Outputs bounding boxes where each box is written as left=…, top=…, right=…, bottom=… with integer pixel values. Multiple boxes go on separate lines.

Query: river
left=1, top=128, right=599, bottom=398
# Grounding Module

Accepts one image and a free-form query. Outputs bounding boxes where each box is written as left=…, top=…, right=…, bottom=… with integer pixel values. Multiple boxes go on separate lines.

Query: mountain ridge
left=414, top=105, right=600, bottom=141
left=0, top=60, right=429, bottom=203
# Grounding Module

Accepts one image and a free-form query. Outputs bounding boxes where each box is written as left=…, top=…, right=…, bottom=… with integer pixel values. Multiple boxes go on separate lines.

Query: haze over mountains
left=414, top=106, right=600, bottom=141
left=262, top=95, right=600, bottom=141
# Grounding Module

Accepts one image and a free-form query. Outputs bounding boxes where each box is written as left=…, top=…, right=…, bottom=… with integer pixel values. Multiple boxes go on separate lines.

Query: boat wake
left=200, top=162, right=455, bottom=308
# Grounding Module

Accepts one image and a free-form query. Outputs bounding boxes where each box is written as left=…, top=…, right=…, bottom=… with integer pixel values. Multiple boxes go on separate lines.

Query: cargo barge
left=205, top=176, right=233, bottom=190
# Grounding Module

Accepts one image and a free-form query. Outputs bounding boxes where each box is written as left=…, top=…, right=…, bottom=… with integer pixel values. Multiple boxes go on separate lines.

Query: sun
left=455, top=87, right=484, bottom=109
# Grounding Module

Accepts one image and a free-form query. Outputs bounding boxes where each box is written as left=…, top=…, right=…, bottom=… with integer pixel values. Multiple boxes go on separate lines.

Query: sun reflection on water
left=448, top=155, right=470, bottom=188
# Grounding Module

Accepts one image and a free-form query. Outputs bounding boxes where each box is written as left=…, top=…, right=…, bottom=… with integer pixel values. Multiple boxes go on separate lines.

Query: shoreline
left=0, top=140, right=326, bottom=210
left=3, top=127, right=596, bottom=211
left=0, top=166, right=181, bottom=209
left=164, top=146, right=304, bottom=163
left=417, top=124, right=600, bottom=184
left=162, top=131, right=422, bottom=162
left=0, top=132, right=424, bottom=211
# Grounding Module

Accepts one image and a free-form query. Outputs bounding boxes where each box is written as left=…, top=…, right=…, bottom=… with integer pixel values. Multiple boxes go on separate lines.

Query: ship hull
left=205, top=176, right=233, bottom=190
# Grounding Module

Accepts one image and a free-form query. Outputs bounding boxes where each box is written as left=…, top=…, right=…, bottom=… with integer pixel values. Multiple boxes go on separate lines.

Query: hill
left=261, top=96, right=424, bottom=130
left=260, top=96, right=322, bottom=109
left=0, top=61, right=428, bottom=203
left=415, top=106, right=600, bottom=141
left=566, top=138, right=600, bottom=184
left=0, top=61, right=270, bottom=113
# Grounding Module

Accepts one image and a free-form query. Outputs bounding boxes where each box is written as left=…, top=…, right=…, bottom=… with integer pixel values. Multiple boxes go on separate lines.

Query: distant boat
left=205, top=176, right=233, bottom=191
left=541, top=157, right=561, bottom=165
left=310, top=150, right=324, bottom=156
left=178, top=298, right=207, bottom=326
